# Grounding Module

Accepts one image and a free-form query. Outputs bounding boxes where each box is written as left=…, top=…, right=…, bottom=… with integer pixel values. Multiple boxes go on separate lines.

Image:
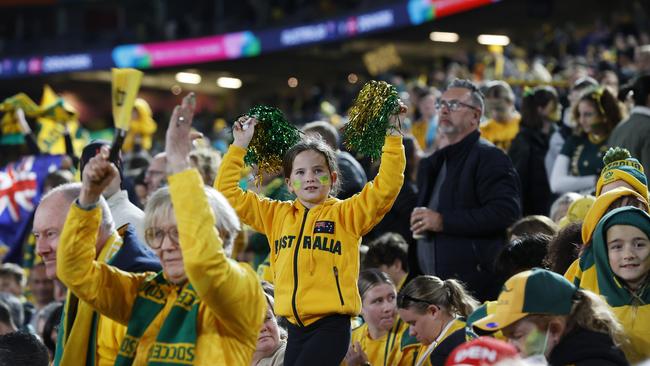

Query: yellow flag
left=112, top=68, right=143, bottom=130
left=38, top=85, right=77, bottom=123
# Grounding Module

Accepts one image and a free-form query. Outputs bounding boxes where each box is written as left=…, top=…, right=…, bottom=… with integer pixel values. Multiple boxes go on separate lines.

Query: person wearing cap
left=596, top=147, right=649, bottom=200
left=80, top=140, right=147, bottom=244
left=564, top=187, right=649, bottom=284
left=396, top=275, right=479, bottom=366
left=473, top=269, right=627, bottom=365
left=444, top=337, right=519, bottom=366
left=565, top=207, right=650, bottom=363
left=609, top=74, right=650, bottom=181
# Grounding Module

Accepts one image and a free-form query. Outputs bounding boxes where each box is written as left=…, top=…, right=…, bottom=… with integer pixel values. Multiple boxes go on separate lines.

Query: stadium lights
left=216, top=77, right=242, bottom=89
left=429, top=32, right=459, bottom=43
left=175, top=72, right=201, bottom=85
left=477, top=34, right=510, bottom=46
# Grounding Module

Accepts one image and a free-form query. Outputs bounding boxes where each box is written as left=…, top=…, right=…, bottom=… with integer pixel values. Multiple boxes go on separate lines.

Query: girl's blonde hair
left=397, top=275, right=479, bottom=317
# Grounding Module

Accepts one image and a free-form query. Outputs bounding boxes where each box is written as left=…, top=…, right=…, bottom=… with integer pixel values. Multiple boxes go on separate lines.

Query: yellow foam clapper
left=112, top=68, right=143, bottom=130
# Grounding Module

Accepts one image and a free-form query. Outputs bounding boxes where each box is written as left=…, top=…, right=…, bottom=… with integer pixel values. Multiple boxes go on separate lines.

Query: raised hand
left=232, top=115, right=257, bottom=149
left=79, top=145, right=118, bottom=206
left=165, top=93, right=201, bottom=174
left=388, top=99, right=408, bottom=135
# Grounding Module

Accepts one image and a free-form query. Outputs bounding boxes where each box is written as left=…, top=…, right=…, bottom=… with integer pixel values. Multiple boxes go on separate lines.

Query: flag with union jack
left=0, top=154, right=63, bottom=263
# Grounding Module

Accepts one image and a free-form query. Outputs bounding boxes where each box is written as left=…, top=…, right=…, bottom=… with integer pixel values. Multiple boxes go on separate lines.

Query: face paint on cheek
left=319, top=175, right=330, bottom=185
left=292, top=180, right=302, bottom=190
left=522, top=327, right=548, bottom=357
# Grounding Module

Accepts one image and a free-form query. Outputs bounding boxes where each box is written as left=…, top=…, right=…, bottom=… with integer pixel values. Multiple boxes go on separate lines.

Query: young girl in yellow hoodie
left=216, top=106, right=406, bottom=366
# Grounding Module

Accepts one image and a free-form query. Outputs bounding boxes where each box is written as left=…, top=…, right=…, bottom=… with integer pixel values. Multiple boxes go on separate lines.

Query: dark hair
left=397, top=275, right=478, bottom=317
left=545, top=221, right=582, bottom=274
left=520, top=86, right=558, bottom=130
left=43, top=170, right=74, bottom=191
left=619, top=74, right=650, bottom=106
left=507, top=215, right=558, bottom=241
left=358, top=269, right=394, bottom=300
left=571, top=87, right=622, bottom=137
left=364, top=232, right=409, bottom=273
left=42, top=302, right=63, bottom=357
left=0, top=331, right=50, bottom=366
left=282, top=136, right=341, bottom=196
left=484, top=80, right=515, bottom=102
left=447, top=79, right=485, bottom=114
left=494, top=233, right=551, bottom=280
left=302, top=121, right=340, bottom=148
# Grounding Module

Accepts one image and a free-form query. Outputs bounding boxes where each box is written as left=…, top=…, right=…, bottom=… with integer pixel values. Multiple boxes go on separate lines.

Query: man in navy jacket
left=410, top=79, right=521, bottom=302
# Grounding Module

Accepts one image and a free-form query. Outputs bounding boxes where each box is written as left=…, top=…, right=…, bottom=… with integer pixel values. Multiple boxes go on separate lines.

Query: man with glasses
left=410, top=79, right=521, bottom=302
left=33, top=182, right=160, bottom=365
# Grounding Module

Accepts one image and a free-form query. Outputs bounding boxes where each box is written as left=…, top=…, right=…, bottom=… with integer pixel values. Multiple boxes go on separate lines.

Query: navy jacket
left=416, top=130, right=521, bottom=301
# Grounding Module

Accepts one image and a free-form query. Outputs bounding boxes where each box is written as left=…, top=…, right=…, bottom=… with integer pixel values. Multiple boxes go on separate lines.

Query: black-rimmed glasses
left=435, top=99, right=480, bottom=112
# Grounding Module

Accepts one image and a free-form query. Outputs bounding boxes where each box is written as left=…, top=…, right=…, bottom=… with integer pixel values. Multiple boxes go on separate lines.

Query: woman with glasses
left=396, top=275, right=479, bottom=366
left=55, top=93, right=266, bottom=365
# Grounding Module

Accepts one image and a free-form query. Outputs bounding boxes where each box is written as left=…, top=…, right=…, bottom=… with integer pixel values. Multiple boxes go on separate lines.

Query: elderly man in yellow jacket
left=55, top=93, right=265, bottom=365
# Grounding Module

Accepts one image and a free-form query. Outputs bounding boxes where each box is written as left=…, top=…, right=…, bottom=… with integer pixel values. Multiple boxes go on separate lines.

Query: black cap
left=79, top=140, right=124, bottom=186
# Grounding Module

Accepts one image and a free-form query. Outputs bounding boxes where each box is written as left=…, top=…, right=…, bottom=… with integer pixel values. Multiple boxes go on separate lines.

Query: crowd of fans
left=1, top=8, right=650, bottom=366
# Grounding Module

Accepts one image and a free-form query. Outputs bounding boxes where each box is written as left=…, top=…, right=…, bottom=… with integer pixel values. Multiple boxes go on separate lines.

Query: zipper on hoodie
left=333, top=266, right=345, bottom=306
left=291, top=208, right=309, bottom=327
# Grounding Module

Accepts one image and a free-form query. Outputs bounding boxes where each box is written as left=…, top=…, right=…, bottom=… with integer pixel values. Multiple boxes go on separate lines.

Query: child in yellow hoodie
left=216, top=106, right=406, bottom=366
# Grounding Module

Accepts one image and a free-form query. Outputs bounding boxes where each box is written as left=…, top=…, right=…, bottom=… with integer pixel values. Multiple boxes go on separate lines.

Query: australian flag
left=0, top=155, right=64, bottom=263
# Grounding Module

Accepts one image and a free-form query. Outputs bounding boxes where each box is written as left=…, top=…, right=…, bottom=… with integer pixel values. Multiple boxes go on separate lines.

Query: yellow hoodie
left=57, top=169, right=265, bottom=365
left=216, top=136, right=405, bottom=326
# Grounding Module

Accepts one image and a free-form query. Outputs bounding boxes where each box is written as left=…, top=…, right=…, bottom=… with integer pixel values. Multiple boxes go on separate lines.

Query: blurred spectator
left=42, top=169, right=75, bottom=194
left=609, top=74, right=650, bottom=181
left=251, top=291, right=286, bottom=366
left=507, top=215, right=558, bottom=241
left=41, top=302, right=63, bottom=362
left=189, top=147, right=222, bottom=185
left=509, top=86, right=559, bottom=216
left=0, top=263, right=25, bottom=297
left=143, top=152, right=168, bottom=205
left=550, top=87, right=622, bottom=194
left=0, top=293, right=24, bottom=331
left=480, top=81, right=521, bottom=151
left=410, top=88, right=440, bottom=154
left=362, top=233, right=409, bottom=290
left=494, top=233, right=550, bottom=282
left=549, top=192, right=583, bottom=223
left=27, top=263, right=54, bottom=312
left=545, top=221, right=582, bottom=275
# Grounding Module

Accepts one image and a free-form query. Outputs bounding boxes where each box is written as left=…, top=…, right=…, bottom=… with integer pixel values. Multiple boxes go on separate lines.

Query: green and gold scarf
left=115, top=272, right=200, bottom=366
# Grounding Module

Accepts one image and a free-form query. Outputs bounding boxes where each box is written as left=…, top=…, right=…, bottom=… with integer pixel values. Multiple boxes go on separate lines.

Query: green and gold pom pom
left=603, top=147, right=631, bottom=165
left=243, top=105, right=301, bottom=179
left=344, top=80, right=400, bottom=160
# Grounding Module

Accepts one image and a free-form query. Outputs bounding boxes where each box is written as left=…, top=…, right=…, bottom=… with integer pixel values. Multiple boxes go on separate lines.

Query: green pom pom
left=603, top=147, right=631, bottom=165
left=343, top=80, right=400, bottom=160
left=243, top=105, right=301, bottom=180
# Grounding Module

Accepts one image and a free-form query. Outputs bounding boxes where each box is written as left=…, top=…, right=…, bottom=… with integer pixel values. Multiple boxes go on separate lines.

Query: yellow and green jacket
left=398, top=318, right=465, bottom=366
left=565, top=207, right=650, bottom=364
left=216, top=136, right=405, bottom=326
left=57, top=169, right=265, bottom=365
